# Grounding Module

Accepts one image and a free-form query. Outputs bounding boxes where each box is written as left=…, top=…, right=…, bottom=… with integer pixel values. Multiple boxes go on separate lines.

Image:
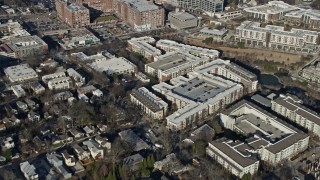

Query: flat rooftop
left=172, top=78, right=226, bottom=103
left=90, top=57, right=136, bottom=74
left=4, top=64, right=38, bottom=80
left=120, top=0, right=160, bottom=12
left=169, top=11, right=197, bottom=21
left=244, top=1, right=300, bottom=14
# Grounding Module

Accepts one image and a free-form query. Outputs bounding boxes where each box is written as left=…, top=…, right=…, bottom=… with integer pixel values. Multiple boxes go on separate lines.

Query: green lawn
left=95, top=15, right=117, bottom=22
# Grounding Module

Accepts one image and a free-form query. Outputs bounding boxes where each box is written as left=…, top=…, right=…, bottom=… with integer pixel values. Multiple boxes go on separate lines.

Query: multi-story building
left=156, top=39, right=220, bottom=59
left=272, top=94, right=320, bottom=137
left=20, top=161, right=38, bottom=180
left=194, top=59, right=258, bottom=94
left=90, top=57, right=137, bottom=75
left=168, top=10, right=198, bottom=30
left=4, top=64, right=38, bottom=82
left=67, top=68, right=85, bottom=86
left=220, top=100, right=309, bottom=165
left=145, top=50, right=211, bottom=82
left=128, top=36, right=161, bottom=60
left=153, top=71, right=244, bottom=130
left=0, top=20, right=30, bottom=40
left=206, top=138, right=260, bottom=178
left=76, top=0, right=114, bottom=12
left=243, top=1, right=300, bottom=22
left=130, top=87, right=168, bottom=119
left=48, top=77, right=73, bottom=90
left=176, top=0, right=224, bottom=16
left=55, top=0, right=90, bottom=28
left=285, top=9, right=320, bottom=29
left=235, top=21, right=320, bottom=53
left=0, top=35, right=48, bottom=58
left=113, top=0, right=165, bottom=31
left=300, top=61, right=320, bottom=84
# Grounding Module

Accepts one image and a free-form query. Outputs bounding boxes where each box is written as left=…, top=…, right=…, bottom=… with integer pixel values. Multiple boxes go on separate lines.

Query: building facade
left=235, top=21, right=320, bottom=53
left=176, top=0, right=224, bottom=16
left=272, top=94, right=320, bottom=137
left=128, top=36, right=161, bottom=60
left=130, top=87, right=168, bottom=119
left=243, top=1, right=300, bottom=22
left=113, top=0, right=165, bottom=31
left=300, top=62, right=320, bottom=84
left=206, top=139, right=260, bottom=178
left=55, top=0, right=90, bottom=28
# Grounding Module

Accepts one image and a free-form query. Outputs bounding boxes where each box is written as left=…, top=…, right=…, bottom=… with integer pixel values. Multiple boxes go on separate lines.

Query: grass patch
left=94, top=15, right=116, bottom=22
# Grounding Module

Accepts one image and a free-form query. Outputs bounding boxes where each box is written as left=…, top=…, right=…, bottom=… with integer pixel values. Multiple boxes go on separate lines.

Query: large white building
left=220, top=100, right=309, bottom=165
left=90, top=57, right=137, bottom=75
left=128, top=36, right=161, bottom=60
left=235, top=21, right=320, bottom=53
left=243, top=1, right=300, bottom=22
left=145, top=50, right=211, bottom=82
left=207, top=138, right=260, bottom=178
left=48, top=77, right=73, bottom=90
left=272, top=94, right=320, bottom=137
left=194, top=59, right=258, bottom=94
left=72, top=51, right=136, bottom=75
left=130, top=87, right=168, bottom=119
left=153, top=71, right=244, bottom=130
left=156, top=39, right=220, bottom=59
left=4, top=64, right=38, bottom=82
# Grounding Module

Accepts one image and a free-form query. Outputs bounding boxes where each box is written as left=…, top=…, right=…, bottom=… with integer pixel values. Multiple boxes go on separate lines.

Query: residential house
left=72, top=144, right=91, bottom=165
left=94, top=135, right=111, bottom=152
left=16, top=101, right=28, bottom=111
left=83, top=140, right=104, bottom=160
left=61, top=150, right=76, bottom=167
left=83, top=126, right=94, bottom=136
left=122, top=153, right=144, bottom=171
left=69, top=129, right=84, bottom=138
left=20, top=161, right=38, bottom=180
left=92, top=89, right=103, bottom=97
left=1, top=137, right=15, bottom=151
left=28, top=111, right=40, bottom=122
left=25, top=99, right=37, bottom=109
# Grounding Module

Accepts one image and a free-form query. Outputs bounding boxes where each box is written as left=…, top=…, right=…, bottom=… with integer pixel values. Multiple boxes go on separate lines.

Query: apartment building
left=55, top=0, right=90, bottom=28
left=58, top=29, right=100, bottom=50
left=145, top=50, right=211, bottom=82
left=76, top=0, right=114, bottom=12
left=48, top=77, right=73, bottom=90
left=206, top=139, right=260, bottom=178
left=153, top=71, right=244, bottom=130
left=272, top=94, right=320, bottom=137
left=0, top=35, right=48, bottom=58
left=4, top=64, right=38, bottom=82
left=300, top=61, right=320, bottom=84
left=243, top=1, right=300, bottom=22
left=156, top=39, right=220, bottom=59
left=114, top=0, right=165, bottom=31
left=235, top=21, right=320, bottom=53
left=194, top=59, right=258, bottom=94
left=128, top=36, right=161, bottom=60
left=220, top=100, right=309, bottom=165
left=168, top=10, right=198, bottom=30
left=67, top=68, right=85, bottom=86
left=20, top=161, right=38, bottom=180
left=130, top=87, right=168, bottom=119
left=285, top=9, right=320, bottom=29
left=176, top=0, right=224, bottom=16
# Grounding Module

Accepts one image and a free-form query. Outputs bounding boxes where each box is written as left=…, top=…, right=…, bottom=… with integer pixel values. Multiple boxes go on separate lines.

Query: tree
left=212, top=121, right=223, bottom=134
left=202, top=37, right=213, bottom=44
left=241, top=173, right=251, bottom=180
